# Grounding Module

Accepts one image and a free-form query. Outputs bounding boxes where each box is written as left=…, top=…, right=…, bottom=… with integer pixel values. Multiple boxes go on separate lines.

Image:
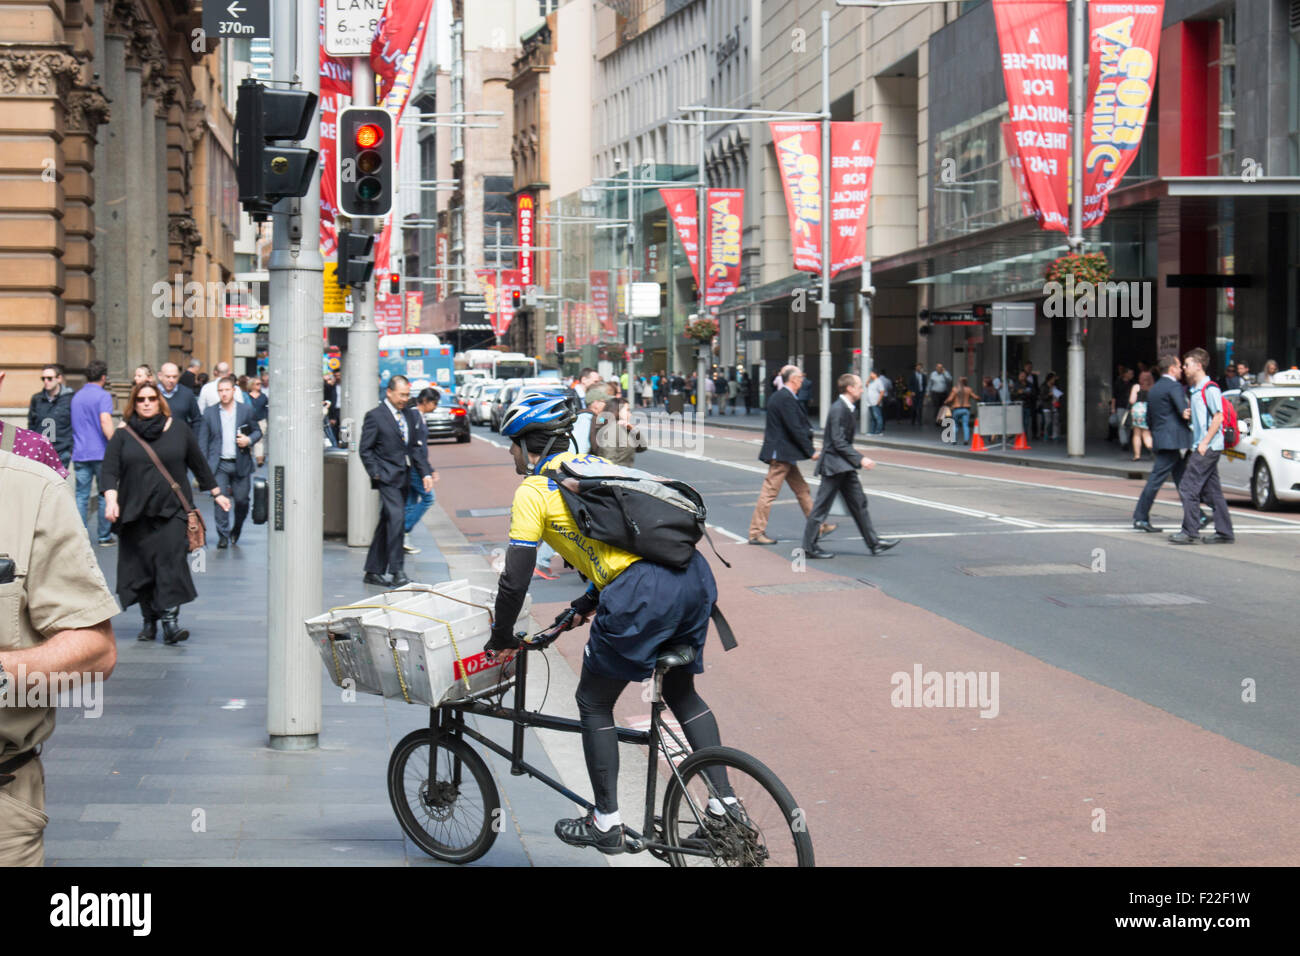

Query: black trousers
left=803, top=470, right=879, bottom=551
left=1179, top=449, right=1233, bottom=537
left=364, top=481, right=406, bottom=575
left=1132, top=449, right=1187, bottom=523
left=575, top=665, right=725, bottom=814
left=213, top=460, right=249, bottom=538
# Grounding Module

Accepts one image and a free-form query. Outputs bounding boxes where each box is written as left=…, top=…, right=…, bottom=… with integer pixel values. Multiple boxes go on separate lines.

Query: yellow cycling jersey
left=507, top=451, right=641, bottom=589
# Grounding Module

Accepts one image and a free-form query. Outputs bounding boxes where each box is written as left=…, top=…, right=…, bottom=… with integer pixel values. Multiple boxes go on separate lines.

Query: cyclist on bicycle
left=484, top=393, right=732, bottom=854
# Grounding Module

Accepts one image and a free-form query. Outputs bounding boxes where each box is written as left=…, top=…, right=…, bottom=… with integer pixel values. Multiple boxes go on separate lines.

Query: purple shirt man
left=71, top=381, right=113, bottom=463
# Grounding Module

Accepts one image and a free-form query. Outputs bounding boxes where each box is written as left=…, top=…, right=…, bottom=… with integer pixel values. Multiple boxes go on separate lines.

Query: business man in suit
left=198, top=376, right=262, bottom=547
left=801, top=374, right=899, bottom=558
left=1132, top=354, right=1194, bottom=532
left=909, top=363, right=927, bottom=426
left=157, top=362, right=201, bottom=432
left=748, top=364, right=834, bottom=545
left=360, top=375, right=431, bottom=586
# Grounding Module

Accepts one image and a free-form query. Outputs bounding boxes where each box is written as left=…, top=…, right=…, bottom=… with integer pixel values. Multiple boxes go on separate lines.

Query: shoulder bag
left=121, top=424, right=206, bottom=551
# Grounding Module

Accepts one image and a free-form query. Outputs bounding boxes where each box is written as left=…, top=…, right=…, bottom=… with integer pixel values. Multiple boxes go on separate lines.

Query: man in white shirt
left=865, top=371, right=886, bottom=435
left=197, top=361, right=244, bottom=413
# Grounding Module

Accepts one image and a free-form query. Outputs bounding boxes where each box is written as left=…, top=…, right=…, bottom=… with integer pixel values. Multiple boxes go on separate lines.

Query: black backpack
left=542, top=458, right=731, bottom=571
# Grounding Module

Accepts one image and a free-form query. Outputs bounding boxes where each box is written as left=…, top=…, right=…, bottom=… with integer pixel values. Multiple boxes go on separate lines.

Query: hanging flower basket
left=1045, top=251, right=1112, bottom=286
left=684, top=317, right=719, bottom=342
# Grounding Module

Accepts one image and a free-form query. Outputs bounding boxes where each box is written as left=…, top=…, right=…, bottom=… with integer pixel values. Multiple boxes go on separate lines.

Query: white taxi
left=1219, top=368, right=1300, bottom=510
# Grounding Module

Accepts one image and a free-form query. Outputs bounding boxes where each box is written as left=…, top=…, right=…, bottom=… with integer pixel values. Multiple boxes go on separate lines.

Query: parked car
left=424, top=394, right=471, bottom=443
left=489, top=381, right=524, bottom=432
left=1219, top=371, right=1300, bottom=509
left=471, top=383, right=502, bottom=426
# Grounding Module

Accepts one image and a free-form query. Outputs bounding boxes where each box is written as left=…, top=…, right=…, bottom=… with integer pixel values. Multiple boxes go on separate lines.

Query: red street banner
left=1001, top=121, right=1040, bottom=220
left=372, top=0, right=433, bottom=102
left=828, top=122, right=881, bottom=278
left=1082, top=1, right=1162, bottom=229
left=705, top=189, right=743, bottom=306
left=770, top=122, right=822, bottom=273
left=993, top=0, right=1070, bottom=232
left=476, top=269, right=523, bottom=338
left=659, top=189, right=700, bottom=285
left=517, top=194, right=536, bottom=288
left=589, top=271, right=614, bottom=337
left=376, top=294, right=405, bottom=336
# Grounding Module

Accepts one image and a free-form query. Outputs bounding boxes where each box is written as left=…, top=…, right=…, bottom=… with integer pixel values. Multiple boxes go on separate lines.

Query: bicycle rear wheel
left=388, top=728, right=500, bottom=864
left=662, top=746, right=814, bottom=867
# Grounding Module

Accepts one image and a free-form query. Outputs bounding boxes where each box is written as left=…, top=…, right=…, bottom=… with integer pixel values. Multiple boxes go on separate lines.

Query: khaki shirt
left=0, top=448, right=120, bottom=757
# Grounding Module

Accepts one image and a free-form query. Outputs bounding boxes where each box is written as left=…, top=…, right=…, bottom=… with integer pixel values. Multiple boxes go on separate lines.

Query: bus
left=461, top=349, right=538, bottom=381
left=378, top=333, right=456, bottom=400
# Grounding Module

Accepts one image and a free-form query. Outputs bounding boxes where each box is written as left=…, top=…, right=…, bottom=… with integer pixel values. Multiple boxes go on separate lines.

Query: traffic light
left=234, top=79, right=319, bottom=221
left=511, top=289, right=522, bottom=309
left=556, top=335, right=565, bottom=358
left=336, top=230, right=375, bottom=289
left=337, top=107, right=393, bottom=218
left=389, top=272, right=400, bottom=294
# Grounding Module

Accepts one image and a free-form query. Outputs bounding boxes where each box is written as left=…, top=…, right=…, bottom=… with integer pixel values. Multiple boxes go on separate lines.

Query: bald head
left=214, top=362, right=231, bottom=377
left=158, top=362, right=181, bottom=391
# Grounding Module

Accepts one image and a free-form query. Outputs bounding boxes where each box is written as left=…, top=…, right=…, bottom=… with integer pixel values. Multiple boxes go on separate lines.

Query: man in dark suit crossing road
left=198, top=376, right=262, bottom=548
left=801, top=374, right=899, bottom=558
left=1132, top=354, right=1194, bottom=532
left=360, top=375, right=431, bottom=587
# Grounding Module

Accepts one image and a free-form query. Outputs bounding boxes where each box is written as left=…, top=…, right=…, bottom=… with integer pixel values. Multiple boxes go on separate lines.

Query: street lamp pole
left=1066, top=0, right=1086, bottom=457
left=818, top=9, right=833, bottom=429
left=266, top=0, right=324, bottom=749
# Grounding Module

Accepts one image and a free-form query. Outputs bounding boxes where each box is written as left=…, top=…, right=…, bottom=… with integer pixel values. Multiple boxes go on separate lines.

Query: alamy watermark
left=890, top=663, right=1000, bottom=719
left=1, top=667, right=104, bottom=718
left=1042, top=273, right=1151, bottom=329
left=151, top=274, right=258, bottom=319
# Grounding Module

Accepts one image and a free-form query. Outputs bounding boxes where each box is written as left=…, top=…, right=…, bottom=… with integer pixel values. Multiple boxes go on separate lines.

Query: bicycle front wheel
left=388, top=728, right=500, bottom=864
left=662, top=745, right=814, bottom=867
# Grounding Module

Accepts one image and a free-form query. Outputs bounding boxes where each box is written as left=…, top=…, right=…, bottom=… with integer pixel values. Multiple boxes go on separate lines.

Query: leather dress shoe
left=819, top=523, right=837, bottom=538
left=1167, top=532, right=1200, bottom=545
left=217, top=535, right=229, bottom=549
left=869, top=538, right=900, bottom=555
left=748, top=533, right=777, bottom=545
left=363, top=572, right=391, bottom=586
left=805, top=547, right=835, bottom=559
left=1133, top=520, right=1161, bottom=533
left=230, top=529, right=241, bottom=545
left=389, top=572, right=413, bottom=587
left=1201, top=533, right=1235, bottom=544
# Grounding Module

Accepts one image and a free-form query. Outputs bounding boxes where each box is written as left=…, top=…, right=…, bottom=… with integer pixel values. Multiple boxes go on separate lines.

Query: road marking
left=674, top=428, right=1300, bottom=527
left=707, top=524, right=748, bottom=543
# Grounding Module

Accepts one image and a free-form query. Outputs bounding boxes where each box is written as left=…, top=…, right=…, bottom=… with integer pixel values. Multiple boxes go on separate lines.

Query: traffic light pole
left=266, top=0, right=324, bottom=749
left=346, top=61, right=381, bottom=547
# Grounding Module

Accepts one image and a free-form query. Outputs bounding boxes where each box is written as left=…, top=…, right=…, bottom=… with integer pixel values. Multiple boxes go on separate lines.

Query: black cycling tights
left=575, top=665, right=729, bottom=815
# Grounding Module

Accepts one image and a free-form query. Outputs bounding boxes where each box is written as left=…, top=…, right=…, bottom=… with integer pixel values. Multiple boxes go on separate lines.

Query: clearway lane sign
left=325, top=0, right=385, bottom=56
left=202, top=0, right=270, bottom=40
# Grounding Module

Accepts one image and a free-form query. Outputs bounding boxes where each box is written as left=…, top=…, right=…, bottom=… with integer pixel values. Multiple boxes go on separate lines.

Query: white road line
left=670, top=429, right=1300, bottom=527
left=707, top=524, right=748, bottom=543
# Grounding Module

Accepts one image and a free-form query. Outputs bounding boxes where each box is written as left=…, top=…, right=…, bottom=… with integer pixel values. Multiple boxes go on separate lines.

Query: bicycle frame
left=426, top=645, right=716, bottom=858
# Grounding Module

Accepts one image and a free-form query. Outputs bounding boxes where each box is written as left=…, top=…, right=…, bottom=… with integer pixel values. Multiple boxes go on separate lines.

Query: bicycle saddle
left=655, top=644, right=697, bottom=671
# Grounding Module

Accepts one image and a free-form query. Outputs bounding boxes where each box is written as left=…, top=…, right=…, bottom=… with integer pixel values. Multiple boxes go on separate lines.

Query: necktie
left=397, top=410, right=409, bottom=444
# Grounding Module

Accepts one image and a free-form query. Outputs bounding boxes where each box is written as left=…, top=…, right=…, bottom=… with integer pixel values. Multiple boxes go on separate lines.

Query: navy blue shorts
left=584, top=550, right=718, bottom=681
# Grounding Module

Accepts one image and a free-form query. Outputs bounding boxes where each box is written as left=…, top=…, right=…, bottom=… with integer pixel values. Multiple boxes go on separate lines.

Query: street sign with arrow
left=202, top=0, right=270, bottom=41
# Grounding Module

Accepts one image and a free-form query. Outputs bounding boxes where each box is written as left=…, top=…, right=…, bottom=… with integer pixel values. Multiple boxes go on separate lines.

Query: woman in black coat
left=102, top=381, right=230, bottom=644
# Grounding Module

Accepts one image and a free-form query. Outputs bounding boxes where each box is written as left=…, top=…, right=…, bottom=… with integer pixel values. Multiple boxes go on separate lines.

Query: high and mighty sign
left=325, top=0, right=385, bottom=56
left=203, top=0, right=270, bottom=40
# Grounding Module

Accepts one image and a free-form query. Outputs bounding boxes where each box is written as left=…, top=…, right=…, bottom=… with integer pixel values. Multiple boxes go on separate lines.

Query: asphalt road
left=454, top=420, right=1300, bottom=865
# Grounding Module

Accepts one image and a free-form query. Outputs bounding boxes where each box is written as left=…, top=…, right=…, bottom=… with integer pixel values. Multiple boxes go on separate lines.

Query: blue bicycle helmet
left=500, top=392, right=575, bottom=440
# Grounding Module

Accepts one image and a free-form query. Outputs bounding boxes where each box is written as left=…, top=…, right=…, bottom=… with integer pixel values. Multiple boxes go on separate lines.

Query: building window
left=1209, top=12, right=1236, bottom=174
left=933, top=105, right=1007, bottom=241
left=1291, top=21, right=1300, bottom=174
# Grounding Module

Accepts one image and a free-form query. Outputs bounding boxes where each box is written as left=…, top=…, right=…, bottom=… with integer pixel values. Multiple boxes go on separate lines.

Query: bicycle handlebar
left=514, top=607, right=577, bottom=650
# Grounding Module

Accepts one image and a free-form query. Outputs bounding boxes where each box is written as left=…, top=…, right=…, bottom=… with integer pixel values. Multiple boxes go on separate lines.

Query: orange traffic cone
left=969, top=420, right=986, bottom=452
left=1012, top=431, right=1032, bottom=450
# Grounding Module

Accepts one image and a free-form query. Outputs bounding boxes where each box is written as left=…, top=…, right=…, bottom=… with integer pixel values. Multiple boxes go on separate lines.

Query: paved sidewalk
left=633, top=405, right=1149, bottom=479
left=42, top=479, right=608, bottom=867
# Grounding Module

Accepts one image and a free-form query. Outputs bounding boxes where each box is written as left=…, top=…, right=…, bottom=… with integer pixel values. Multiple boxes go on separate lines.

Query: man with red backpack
left=1169, top=348, right=1235, bottom=544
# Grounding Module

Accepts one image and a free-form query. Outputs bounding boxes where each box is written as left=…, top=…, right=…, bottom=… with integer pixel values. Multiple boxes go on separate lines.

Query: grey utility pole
left=817, top=9, right=833, bottom=429
left=266, top=0, right=324, bottom=749
left=346, top=60, right=381, bottom=546
left=1066, top=0, right=1086, bottom=457
left=696, top=111, right=709, bottom=418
